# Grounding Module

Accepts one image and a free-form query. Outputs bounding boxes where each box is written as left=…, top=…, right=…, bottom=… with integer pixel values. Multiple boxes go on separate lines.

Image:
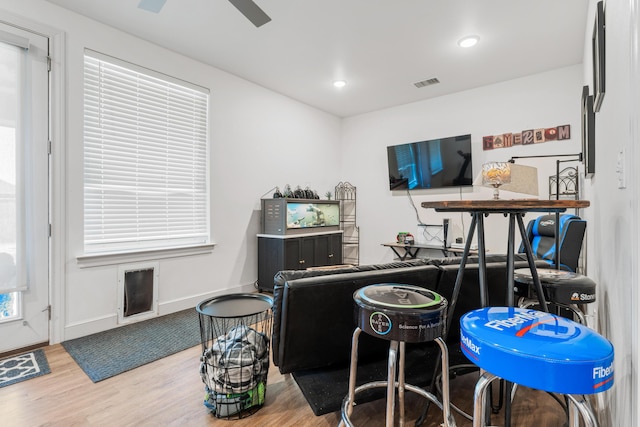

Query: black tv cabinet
left=257, top=231, right=343, bottom=292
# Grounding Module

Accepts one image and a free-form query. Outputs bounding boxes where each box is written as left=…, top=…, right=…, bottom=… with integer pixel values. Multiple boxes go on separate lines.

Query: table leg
left=476, top=213, right=488, bottom=306
left=416, top=214, right=477, bottom=426
left=445, top=213, right=478, bottom=336
left=390, top=247, right=407, bottom=261
left=504, top=213, right=517, bottom=427
left=554, top=211, right=561, bottom=270
left=507, top=214, right=516, bottom=306
left=390, top=246, right=420, bottom=261
left=406, top=247, right=420, bottom=259
left=516, top=214, right=549, bottom=312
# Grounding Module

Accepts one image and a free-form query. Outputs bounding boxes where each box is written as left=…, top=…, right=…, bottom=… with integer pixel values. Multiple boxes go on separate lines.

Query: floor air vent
left=118, top=262, right=159, bottom=323
left=414, top=77, right=440, bottom=88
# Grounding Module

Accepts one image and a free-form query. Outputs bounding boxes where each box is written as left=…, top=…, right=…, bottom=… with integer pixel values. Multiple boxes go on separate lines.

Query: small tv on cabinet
left=387, top=134, right=473, bottom=190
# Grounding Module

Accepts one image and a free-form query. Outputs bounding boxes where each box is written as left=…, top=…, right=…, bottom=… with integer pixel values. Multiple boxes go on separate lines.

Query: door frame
left=48, top=27, right=66, bottom=346
left=0, top=11, right=67, bottom=346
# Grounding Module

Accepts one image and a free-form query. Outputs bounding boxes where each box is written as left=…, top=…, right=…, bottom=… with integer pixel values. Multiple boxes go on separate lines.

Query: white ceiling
left=45, top=0, right=589, bottom=118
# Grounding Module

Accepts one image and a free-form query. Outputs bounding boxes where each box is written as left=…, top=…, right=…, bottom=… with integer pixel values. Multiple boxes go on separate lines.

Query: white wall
left=341, top=65, right=584, bottom=264
left=1, top=0, right=342, bottom=340
left=579, top=1, right=639, bottom=426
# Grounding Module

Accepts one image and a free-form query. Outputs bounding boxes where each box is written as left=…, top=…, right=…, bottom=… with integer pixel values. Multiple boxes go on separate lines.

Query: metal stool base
left=473, top=372, right=600, bottom=427
left=519, top=297, right=588, bottom=324
left=340, top=327, right=456, bottom=427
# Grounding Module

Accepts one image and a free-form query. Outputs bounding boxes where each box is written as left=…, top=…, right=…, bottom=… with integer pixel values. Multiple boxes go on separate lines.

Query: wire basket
left=197, top=294, right=273, bottom=419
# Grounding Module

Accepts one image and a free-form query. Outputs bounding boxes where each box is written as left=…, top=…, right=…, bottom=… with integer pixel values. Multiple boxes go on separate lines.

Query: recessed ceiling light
left=333, top=80, right=347, bottom=88
left=458, top=35, right=479, bottom=48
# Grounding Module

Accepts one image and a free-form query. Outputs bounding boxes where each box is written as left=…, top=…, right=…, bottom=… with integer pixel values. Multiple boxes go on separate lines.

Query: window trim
left=76, top=242, right=215, bottom=268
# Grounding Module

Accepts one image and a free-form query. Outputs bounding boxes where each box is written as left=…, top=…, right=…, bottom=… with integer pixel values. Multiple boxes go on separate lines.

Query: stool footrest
left=341, top=382, right=452, bottom=426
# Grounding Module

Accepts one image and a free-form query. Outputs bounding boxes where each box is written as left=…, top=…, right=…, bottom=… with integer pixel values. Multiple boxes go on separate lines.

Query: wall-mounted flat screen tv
left=387, top=134, right=473, bottom=190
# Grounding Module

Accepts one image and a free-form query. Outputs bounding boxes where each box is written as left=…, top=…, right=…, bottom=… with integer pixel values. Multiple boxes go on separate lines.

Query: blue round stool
left=340, top=284, right=455, bottom=427
left=460, top=307, right=614, bottom=427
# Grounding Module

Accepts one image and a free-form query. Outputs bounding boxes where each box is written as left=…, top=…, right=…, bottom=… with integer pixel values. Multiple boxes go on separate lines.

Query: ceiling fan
left=137, top=0, right=272, bottom=27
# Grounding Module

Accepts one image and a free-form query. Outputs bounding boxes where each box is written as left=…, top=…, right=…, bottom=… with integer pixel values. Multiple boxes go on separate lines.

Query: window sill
left=76, top=243, right=216, bottom=268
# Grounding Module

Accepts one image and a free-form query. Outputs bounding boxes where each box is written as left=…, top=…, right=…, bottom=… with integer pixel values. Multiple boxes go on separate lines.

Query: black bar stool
left=340, top=283, right=456, bottom=427
left=514, top=267, right=596, bottom=324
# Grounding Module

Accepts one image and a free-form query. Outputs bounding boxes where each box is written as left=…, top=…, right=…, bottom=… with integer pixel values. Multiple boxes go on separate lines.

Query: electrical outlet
left=617, top=149, right=626, bottom=189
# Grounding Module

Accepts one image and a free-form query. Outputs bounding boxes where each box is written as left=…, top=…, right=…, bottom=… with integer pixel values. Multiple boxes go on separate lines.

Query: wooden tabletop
left=421, top=199, right=590, bottom=213
left=382, top=242, right=448, bottom=250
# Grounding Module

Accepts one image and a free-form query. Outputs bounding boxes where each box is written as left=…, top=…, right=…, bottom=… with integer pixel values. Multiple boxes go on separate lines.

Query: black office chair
left=518, top=213, right=586, bottom=272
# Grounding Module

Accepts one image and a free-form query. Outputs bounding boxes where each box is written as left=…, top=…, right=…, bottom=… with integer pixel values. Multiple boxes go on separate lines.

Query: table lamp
left=475, top=163, right=539, bottom=199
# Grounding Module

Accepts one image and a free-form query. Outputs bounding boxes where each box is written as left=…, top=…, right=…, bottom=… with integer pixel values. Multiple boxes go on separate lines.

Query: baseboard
left=63, top=283, right=257, bottom=341
left=64, top=313, right=118, bottom=341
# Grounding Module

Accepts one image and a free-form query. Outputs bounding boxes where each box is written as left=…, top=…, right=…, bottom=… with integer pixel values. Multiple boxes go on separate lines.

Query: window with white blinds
left=83, top=50, right=210, bottom=253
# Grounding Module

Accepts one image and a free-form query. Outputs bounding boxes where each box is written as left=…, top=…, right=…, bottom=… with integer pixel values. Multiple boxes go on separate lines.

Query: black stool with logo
left=514, top=268, right=596, bottom=324
left=340, top=283, right=455, bottom=427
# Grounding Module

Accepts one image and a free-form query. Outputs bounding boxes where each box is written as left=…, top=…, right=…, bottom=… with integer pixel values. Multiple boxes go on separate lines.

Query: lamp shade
left=481, top=162, right=511, bottom=186
left=474, top=163, right=539, bottom=197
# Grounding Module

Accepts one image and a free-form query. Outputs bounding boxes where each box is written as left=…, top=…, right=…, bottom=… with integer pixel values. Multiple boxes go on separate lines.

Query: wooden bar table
left=421, top=199, right=589, bottom=311
left=421, top=199, right=589, bottom=426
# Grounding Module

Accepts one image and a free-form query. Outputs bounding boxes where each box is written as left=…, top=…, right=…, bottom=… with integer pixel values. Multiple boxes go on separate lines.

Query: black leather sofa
left=271, top=254, right=548, bottom=415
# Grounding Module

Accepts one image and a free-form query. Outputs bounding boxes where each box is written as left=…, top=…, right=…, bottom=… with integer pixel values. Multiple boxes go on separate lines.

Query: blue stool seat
left=460, top=307, right=614, bottom=395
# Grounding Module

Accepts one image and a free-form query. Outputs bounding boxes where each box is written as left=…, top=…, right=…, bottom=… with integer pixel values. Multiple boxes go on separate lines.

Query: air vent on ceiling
left=414, top=78, right=440, bottom=88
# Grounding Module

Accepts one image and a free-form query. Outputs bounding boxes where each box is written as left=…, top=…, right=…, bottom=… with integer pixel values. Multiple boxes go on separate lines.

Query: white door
left=0, top=23, right=50, bottom=353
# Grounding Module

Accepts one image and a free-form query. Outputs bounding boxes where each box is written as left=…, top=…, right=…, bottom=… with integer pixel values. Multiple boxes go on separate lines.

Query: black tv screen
left=387, top=134, right=473, bottom=190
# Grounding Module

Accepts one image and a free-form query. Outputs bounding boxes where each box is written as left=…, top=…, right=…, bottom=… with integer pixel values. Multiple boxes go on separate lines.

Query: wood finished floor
left=0, top=343, right=568, bottom=426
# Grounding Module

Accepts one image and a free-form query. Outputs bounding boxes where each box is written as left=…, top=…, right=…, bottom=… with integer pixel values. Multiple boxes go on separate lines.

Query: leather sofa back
left=272, top=262, right=440, bottom=373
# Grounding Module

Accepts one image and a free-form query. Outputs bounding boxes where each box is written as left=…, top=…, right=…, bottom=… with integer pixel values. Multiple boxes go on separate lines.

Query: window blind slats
left=84, top=98, right=208, bottom=126
left=84, top=136, right=207, bottom=157
left=83, top=53, right=210, bottom=252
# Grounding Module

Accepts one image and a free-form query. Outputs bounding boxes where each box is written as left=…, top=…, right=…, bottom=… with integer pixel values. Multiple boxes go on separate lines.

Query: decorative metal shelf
left=549, top=166, right=579, bottom=201
left=335, top=182, right=359, bottom=265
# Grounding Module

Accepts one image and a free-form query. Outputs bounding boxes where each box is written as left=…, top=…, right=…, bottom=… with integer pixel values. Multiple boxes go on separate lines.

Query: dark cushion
left=272, top=262, right=440, bottom=373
